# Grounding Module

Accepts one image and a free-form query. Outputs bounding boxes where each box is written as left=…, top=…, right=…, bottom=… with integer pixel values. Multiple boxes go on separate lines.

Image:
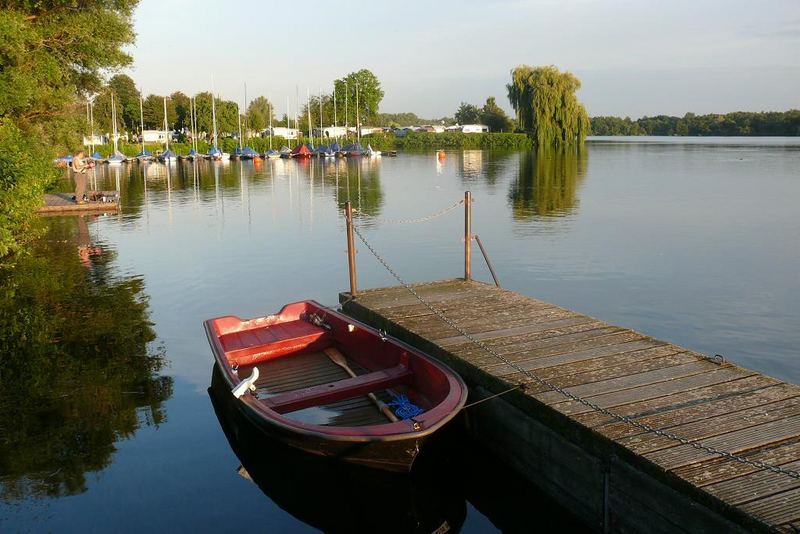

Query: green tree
left=507, top=65, right=589, bottom=147
left=0, top=0, right=138, bottom=258
left=170, top=91, right=190, bottom=131
left=481, top=97, right=512, bottom=132
left=246, top=96, right=276, bottom=132
left=141, top=94, right=175, bottom=130
left=108, top=74, right=140, bottom=133
left=92, top=90, right=125, bottom=137
left=216, top=99, right=239, bottom=135
left=333, top=69, right=384, bottom=126
left=193, top=92, right=214, bottom=137
left=455, top=102, right=481, bottom=124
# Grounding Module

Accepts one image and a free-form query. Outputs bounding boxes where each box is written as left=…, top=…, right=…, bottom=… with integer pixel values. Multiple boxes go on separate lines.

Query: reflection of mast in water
left=214, top=161, right=225, bottom=225
left=334, top=160, right=339, bottom=204
left=166, top=160, right=172, bottom=225
left=192, top=160, right=199, bottom=202
left=142, top=162, right=150, bottom=233
left=357, top=159, right=362, bottom=212
left=309, top=158, right=314, bottom=231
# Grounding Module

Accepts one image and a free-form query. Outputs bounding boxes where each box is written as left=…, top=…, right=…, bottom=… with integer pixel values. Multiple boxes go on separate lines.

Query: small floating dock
left=340, top=279, right=800, bottom=532
left=38, top=192, right=120, bottom=214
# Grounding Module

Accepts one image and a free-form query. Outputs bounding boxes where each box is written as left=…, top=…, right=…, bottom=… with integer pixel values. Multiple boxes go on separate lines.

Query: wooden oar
left=323, top=347, right=399, bottom=423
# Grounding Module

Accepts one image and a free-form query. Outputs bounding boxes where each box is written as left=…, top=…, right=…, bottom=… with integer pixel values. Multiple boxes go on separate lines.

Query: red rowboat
left=204, top=300, right=467, bottom=471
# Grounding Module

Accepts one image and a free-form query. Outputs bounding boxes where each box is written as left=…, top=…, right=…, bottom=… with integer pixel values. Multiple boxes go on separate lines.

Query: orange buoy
left=436, top=149, right=446, bottom=160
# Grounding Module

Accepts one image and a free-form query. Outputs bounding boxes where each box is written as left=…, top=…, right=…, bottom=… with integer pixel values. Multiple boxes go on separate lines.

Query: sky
left=126, top=0, right=800, bottom=119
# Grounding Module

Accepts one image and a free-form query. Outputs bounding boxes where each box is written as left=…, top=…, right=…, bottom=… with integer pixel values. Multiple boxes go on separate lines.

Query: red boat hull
left=204, top=301, right=467, bottom=471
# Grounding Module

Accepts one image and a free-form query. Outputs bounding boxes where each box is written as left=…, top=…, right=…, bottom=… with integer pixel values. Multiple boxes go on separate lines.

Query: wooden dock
left=341, top=279, right=800, bottom=532
left=38, top=192, right=119, bottom=214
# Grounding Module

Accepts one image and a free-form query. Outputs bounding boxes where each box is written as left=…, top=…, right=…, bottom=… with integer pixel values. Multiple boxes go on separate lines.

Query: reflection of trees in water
left=0, top=217, right=171, bottom=501
left=457, top=150, right=515, bottom=186
left=320, top=158, right=384, bottom=217
left=508, top=149, right=588, bottom=219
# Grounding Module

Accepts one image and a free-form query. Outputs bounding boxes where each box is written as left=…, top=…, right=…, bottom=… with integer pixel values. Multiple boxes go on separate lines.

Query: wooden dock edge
left=340, top=288, right=766, bottom=533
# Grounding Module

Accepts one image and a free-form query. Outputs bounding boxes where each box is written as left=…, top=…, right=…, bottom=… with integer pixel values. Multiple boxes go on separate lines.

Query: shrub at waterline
left=0, top=120, right=58, bottom=257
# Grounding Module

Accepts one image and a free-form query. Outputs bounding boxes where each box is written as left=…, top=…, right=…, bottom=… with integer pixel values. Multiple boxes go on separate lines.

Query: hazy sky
left=127, top=0, right=799, bottom=119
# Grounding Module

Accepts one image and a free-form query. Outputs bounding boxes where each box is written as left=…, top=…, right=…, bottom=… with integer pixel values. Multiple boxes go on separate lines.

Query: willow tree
left=507, top=65, right=589, bottom=147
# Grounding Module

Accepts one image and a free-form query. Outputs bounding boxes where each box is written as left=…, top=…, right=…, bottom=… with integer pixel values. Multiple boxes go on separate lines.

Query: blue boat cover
left=160, top=149, right=176, bottom=159
left=330, top=143, right=341, bottom=152
left=187, top=149, right=197, bottom=156
left=242, top=146, right=258, bottom=157
left=135, top=149, right=153, bottom=158
left=91, top=151, right=103, bottom=159
left=208, top=147, right=222, bottom=156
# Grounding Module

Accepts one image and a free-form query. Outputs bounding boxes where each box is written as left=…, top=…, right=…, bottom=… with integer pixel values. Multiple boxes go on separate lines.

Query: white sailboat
left=159, top=97, right=178, bottom=162
left=208, top=93, right=229, bottom=161
left=106, top=92, right=126, bottom=165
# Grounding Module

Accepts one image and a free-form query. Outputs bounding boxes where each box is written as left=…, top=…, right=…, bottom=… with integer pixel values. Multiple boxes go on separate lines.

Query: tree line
left=590, top=111, right=800, bottom=136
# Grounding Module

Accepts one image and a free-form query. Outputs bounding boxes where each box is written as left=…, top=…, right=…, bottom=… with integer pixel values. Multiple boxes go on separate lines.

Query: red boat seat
left=219, top=319, right=330, bottom=366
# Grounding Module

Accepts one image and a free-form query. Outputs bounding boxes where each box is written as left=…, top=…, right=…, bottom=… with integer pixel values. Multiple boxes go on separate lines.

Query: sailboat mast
left=243, top=82, right=248, bottom=147
left=306, top=88, right=312, bottom=147
left=237, top=104, right=243, bottom=152
left=355, top=82, right=360, bottom=143
left=286, top=96, right=290, bottom=147
left=163, top=96, right=169, bottom=152
left=268, top=96, right=273, bottom=151
left=319, top=88, right=323, bottom=144
left=344, top=80, right=348, bottom=137
left=111, top=92, right=119, bottom=153
left=333, top=83, right=338, bottom=141
left=139, top=92, right=145, bottom=154
left=212, top=94, right=219, bottom=150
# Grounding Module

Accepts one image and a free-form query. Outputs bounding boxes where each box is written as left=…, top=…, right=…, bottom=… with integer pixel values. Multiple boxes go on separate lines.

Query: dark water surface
left=2, top=138, right=798, bottom=531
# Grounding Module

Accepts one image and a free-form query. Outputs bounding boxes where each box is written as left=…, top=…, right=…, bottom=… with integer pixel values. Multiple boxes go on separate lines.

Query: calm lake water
left=2, top=137, right=799, bottom=532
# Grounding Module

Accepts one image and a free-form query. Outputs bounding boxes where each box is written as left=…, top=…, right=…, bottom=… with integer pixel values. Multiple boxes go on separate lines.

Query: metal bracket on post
left=345, top=201, right=358, bottom=297
left=464, top=191, right=472, bottom=281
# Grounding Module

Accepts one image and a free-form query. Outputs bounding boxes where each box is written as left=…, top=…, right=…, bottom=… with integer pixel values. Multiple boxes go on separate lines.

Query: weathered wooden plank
left=622, top=397, right=800, bottom=455
left=738, top=486, right=800, bottom=526
left=435, top=315, right=598, bottom=347
left=646, top=415, right=800, bottom=470
left=396, top=302, right=571, bottom=340
left=575, top=375, right=781, bottom=428
left=674, top=439, right=800, bottom=487
left=705, top=459, right=800, bottom=505
left=473, top=329, right=642, bottom=368
left=431, top=320, right=620, bottom=362
left=534, top=360, right=715, bottom=406
left=505, top=345, right=689, bottom=388
left=552, top=368, right=754, bottom=416
left=596, top=384, right=799, bottom=442
left=495, top=339, right=664, bottom=377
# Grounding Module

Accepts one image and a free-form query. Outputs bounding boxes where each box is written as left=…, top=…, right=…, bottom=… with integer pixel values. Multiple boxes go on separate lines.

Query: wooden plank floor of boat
left=237, top=352, right=392, bottom=427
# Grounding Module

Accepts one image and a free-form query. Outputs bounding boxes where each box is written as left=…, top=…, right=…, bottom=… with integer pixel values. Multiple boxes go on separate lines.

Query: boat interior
left=208, top=302, right=452, bottom=427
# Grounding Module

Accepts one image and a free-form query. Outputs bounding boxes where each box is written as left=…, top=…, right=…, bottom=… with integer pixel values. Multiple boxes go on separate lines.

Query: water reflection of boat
left=208, top=366, right=467, bottom=534
left=204, top=301, right=467, bottom=472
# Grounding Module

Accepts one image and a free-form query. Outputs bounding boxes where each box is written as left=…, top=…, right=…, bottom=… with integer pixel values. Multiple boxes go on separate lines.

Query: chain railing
left=345, top=195, right=800, bottom=481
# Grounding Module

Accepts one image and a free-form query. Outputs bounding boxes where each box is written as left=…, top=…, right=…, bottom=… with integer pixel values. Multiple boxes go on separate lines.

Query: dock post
left=345, top=201, right=358, bottom=296
left=464, top=191, right=472, bottom=280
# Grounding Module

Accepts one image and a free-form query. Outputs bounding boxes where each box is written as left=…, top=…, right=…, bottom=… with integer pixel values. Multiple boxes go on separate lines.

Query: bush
left=0, top=120, right=58, bottom=258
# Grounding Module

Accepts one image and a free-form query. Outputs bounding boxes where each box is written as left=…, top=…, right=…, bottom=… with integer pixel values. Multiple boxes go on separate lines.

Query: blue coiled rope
left=388, top=394, right=424, bottom=420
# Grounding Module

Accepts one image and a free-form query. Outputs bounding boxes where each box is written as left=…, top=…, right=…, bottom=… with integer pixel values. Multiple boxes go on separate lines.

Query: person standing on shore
left=72, top=150, right=88, bottom=203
